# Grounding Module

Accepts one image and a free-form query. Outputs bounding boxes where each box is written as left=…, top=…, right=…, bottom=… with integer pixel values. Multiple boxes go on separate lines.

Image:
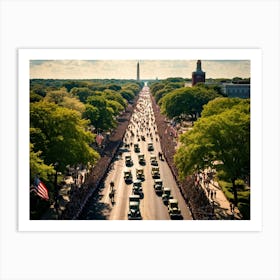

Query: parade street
left=80, top=87, right=193, bottom=220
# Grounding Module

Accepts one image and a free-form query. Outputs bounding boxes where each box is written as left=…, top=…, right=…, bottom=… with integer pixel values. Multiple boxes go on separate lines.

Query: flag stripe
left=35, top=180, right=49, bottom=200
left=38, top=184, right=48, bottom=197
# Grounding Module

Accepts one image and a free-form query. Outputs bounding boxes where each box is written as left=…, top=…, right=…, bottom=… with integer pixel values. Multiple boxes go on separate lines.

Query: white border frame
left=18, top=48, right=262, bottom=232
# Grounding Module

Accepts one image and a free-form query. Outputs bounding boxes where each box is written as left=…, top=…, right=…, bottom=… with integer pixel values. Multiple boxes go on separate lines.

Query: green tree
left=195, top=82, right=225, bottom=96
left=107, top=84, right=121, bottom=91
left=82, top=104, right=100, bottom=128
left=44, top=88, right=67, bottom=104
left=63, top=80, right=87, bottom=92
left=103, top=89, right=127, bottom=108
left=122, top=83, right=141, bottom=95
left=60, top=96, right=85, bottom=115
left=201, top=97, right=249, bottom=118
left=30, top=143, right=55, bottom=183
left=160, top=87, right=219, bottom=120
left=150, top=82, right=165, bottom=96
left=119, top=89, right=135, bottom=101
left=70, top=87, right=94, bottom=103
left=153, top=82, right=184, bottom=103
left=30, top=92, right=43, bottom=103
left=106, top=99, right=124, bottom=115
left=45, top=88, right=85, bottom=115
left=175, top=98, right=250, bottom=205
left=86, top=95, right=116, bottom=130
left=30, top=101, right=100, bottom=172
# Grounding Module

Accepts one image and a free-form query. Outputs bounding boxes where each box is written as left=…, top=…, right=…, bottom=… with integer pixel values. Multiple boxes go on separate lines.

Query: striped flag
left=34, top=177, right=49, bottom=200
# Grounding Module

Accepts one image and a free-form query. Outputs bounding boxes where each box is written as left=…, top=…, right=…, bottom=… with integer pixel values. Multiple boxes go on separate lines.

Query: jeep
left=153, top=179, right=163, bottom=195
left=162, top=187, right=173, bottom=205
left=168, top=199, right=182, bottom=219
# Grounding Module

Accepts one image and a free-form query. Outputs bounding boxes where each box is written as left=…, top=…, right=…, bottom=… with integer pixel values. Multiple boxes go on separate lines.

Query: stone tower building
left=192, top=60, right=206, bottom=86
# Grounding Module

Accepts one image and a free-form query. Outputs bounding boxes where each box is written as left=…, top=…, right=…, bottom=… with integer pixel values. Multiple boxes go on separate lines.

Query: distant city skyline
left=30, top=60, right=250, bottom=80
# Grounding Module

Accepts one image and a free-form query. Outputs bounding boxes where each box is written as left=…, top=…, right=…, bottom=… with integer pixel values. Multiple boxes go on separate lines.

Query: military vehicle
left=168, top=199, right=182, bottom=219
left=124, top=170, right=132, bottom=183
left=153, top=179, right=163, bottom=195
left=136, top=168, right=145, bottom=181
left=138, top=154, right=146, bottom=165
left=162, top=187, right=173, bottom=205
left=150, top=155, right=158, bottom=166
left=134, top=143, right=140, bottom=153
left=128, top=195, right=142, bottom=220
left=151, top=167, right=160, bottom=179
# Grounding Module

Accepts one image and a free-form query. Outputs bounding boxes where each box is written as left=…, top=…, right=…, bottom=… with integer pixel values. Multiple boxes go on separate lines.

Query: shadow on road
left=79, top=191, right=112, bottom=220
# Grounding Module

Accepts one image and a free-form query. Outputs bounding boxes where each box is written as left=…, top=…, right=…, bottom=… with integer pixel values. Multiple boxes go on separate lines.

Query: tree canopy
left=29, top=78, right=140, bottom=184
left=175, top=97, right=250, bottom=205
left=160, top=87, right=220, bottom=120
left=30, top=101, right=100, bottom=172
left=70, top=87, right=95, bottom=103
left=30, top=143, right=55, bottom=183
left=86, top=95, right=116, bottom=130
left=44, top=88, right=85, bottom=115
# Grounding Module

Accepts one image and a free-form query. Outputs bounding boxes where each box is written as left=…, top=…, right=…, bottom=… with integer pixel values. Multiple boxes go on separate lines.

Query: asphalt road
left=82, top=86, right=193, bottom=220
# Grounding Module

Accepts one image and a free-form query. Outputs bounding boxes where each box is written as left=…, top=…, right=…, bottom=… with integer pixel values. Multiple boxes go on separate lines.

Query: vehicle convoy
left=133, top=180, right=143, bottom=198
left=153, top=179, right=163, bottom=195
left=136, top=168, right=145, bottom=181
left=147, top=142, right=154, bottom=151
left=128, top=195, right=142, bottom=220
left=124, top=170, right=132, bottom=183
left=150, top=155, right=158, bottom=166
left=162, top=187, right=173, bottom=205
left=138, top=154, right=146, bottom=165
left=81, top=87, right=193, bottom=221
left=151, top=167, right=160, bottom=179
left=168, top=199, right=182, bottom=219
left=134, top=143, right=140, bottom=153
left=125, top=155, right=133, bottom=166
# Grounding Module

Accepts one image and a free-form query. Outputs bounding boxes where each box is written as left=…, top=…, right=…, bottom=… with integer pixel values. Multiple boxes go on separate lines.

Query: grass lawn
left=218, top=179, right=250, bottom=220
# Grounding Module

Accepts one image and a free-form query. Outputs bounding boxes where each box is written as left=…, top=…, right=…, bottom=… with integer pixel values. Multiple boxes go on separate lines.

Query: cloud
left=30, top=60, right=250, bottom=79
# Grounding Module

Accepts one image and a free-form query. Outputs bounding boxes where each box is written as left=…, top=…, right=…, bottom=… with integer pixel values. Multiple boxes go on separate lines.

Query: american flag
left=34, top=177, right=49, bottom=200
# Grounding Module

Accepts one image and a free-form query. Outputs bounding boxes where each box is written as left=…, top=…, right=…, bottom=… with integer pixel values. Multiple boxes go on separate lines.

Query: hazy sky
left=30, top=60, right=250, bottom=80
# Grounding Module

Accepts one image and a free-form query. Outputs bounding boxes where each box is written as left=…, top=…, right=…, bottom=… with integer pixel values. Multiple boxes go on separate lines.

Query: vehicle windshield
left=130, top=201, right=139, bottom=208
left=170, top=202, right=178, bottom=208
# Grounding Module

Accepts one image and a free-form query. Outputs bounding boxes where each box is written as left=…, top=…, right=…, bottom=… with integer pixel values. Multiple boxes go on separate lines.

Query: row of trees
left=150, top=78, right=222, bottom=121
left=175, top=98, right=250, bottom=206
left=149, top=78, right=250, bottom=209
left=30, top=79, right=142, bottom=200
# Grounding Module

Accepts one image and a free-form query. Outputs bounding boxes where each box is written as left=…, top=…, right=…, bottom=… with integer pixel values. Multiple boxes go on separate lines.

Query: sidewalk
left=198, top=174, right=242, bottom=220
